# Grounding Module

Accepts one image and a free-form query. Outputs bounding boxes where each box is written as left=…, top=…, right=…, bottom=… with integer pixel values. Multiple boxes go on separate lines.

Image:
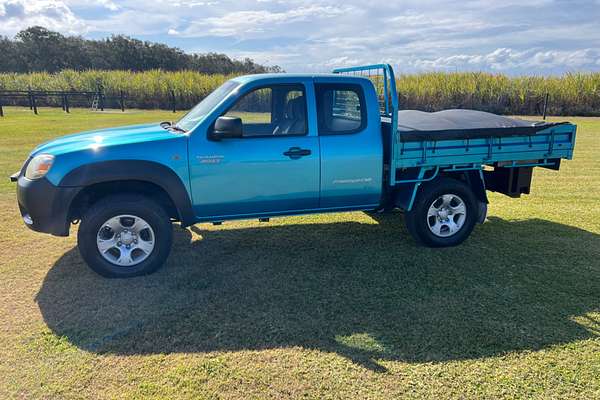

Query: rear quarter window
left=316, top=84, right=366, bottom=135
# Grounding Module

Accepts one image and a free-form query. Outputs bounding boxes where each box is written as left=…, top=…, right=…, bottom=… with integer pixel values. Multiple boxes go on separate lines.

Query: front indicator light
left=25, top=154, right=54, bottom=180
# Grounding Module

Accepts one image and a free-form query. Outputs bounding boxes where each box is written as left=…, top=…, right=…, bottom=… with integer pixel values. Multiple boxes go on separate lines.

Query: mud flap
left=477, top=201, right=488, bottom=224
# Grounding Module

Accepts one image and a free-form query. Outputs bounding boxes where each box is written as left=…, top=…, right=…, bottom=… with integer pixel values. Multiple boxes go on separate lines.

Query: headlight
left=25, top=154, right=55, bottom=180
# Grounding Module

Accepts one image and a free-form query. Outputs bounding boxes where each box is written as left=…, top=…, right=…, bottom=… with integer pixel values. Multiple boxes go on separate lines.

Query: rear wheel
left=77, top=194, right=173, bottom=278
left=404, top=178, right=478, bottom=247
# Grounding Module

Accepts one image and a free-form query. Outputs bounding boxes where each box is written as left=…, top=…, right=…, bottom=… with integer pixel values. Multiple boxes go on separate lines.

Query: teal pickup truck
left=12, top=64, right=577, bottom=278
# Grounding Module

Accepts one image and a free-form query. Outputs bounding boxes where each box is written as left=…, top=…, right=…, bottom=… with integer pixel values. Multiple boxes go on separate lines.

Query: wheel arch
left=61, top=160, right=196, bottom=227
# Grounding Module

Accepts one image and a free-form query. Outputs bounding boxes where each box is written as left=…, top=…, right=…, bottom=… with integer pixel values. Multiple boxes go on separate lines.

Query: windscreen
left=176, top=80, right=240, bottom=131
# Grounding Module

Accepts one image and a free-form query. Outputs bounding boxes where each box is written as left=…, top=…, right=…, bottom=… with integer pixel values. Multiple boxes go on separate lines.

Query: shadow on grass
left=36, top=214, right=600, bottom=372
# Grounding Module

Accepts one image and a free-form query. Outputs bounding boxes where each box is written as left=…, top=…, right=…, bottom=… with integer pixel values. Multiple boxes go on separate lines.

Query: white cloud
left=0, top=0, right=86, bottom=35
left=178, top=4, right=351, bottom=37
left=93, top=0, right=119, bottom=11
left=409, top=48, right=600, bottom=72
left=169, top=0, right=219, bottom=6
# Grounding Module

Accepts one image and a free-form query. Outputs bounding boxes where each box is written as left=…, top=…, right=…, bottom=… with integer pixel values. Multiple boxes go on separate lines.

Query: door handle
left=283, top=147, right=311, bottom=159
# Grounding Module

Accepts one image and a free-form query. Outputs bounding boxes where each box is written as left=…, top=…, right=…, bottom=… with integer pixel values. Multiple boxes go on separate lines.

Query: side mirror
left=209, top=116, right=243, bottom=140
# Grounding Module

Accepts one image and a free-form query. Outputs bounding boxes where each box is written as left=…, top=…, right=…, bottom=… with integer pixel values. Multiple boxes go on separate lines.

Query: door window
left=224, top=85, right=307, bottom=137
left=316, top=84, right=366, bottom=135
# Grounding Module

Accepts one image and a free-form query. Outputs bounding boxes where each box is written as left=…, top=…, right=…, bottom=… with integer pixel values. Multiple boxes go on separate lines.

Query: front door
left=189, top=83, right=320, bottom=218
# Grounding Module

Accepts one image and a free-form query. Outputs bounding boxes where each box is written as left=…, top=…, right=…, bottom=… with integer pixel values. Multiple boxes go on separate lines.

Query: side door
left=189, top=82, right=320, bottom=218
left=315, top=82, right=383, bottom=209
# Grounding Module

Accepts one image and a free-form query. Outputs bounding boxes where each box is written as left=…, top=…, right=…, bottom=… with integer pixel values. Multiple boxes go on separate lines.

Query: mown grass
left=2, top=70, right=600, bottom=115
left=0, top=107, right=599, bottom=399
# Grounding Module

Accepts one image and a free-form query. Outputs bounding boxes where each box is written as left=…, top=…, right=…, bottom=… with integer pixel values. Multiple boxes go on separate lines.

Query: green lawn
left=0, top=107, right=599, bottom=399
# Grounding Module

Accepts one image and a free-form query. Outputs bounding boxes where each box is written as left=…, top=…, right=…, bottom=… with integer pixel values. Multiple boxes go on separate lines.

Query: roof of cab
left=231, top=73, right=370, bottom=84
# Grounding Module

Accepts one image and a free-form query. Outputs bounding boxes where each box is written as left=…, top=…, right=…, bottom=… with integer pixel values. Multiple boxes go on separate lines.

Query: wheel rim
left=426, top=194, right=467, bottom=238
left=96, top=214, right=155, bottom=267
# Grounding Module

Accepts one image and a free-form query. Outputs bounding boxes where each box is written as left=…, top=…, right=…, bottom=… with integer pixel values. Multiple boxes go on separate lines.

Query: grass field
left=0, top=107, right=599, bottom=399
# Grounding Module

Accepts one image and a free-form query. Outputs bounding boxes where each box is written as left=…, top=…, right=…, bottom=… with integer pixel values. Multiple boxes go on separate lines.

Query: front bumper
left=14, top=173, right=81, bottom=237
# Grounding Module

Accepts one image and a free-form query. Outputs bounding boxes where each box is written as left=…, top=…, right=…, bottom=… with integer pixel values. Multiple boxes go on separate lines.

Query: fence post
left=120, top=90, right=125, bottom=112
left=542, top=92, right=549, bottom=120
left=0, top=101, right=3, bottom=117
left=28, top=87, right=33, bottom=110
left=64, top=94, right=70, bottom=113
left=61, top=93, right=66, bottom=111
left=95, top=81, right=105, bottom=111
left=99, top=86, right=105, bottom=111
left=31, top=92, right=38, bottom=115
left=170, top=89, right=176, bottom=113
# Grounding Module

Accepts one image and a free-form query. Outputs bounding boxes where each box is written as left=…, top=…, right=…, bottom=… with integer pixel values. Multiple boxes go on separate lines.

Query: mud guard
left=393, top=168, right=488, bottom=222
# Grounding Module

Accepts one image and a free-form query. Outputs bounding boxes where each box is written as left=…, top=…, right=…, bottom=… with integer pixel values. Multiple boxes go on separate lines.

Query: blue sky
left=1, top=0, right=599, bottom=74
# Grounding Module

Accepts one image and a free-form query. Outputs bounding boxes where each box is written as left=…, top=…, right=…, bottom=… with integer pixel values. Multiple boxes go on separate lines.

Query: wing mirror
left=209, top=116, right=243, bottom=140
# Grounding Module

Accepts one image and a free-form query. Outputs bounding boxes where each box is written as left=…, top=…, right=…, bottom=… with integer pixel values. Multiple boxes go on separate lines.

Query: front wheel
left=404, top=178, right=478, bottom=247
left=77, top=194, right=173, bottom=278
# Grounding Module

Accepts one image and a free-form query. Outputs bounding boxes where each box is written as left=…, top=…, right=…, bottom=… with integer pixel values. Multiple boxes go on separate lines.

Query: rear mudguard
left=393, top=168, right=488, bottom=222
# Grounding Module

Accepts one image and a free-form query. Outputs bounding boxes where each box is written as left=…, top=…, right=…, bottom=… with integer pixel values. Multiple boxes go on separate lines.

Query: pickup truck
left=12, top=64, right=577, bottom=278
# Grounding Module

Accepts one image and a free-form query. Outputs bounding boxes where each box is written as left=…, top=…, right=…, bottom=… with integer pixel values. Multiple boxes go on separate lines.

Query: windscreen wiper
left=168, top=124, right=187, bottom=133
left=160, top=121, right=187, bottom=133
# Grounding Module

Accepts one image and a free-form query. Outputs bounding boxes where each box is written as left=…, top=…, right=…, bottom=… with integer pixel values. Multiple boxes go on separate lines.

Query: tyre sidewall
left=77, top=195, right=173, bottom=278
left=407, top=178, right=478, bottom=247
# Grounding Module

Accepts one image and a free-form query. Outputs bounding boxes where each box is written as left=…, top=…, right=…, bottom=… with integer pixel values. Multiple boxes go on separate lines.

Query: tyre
left=77, top=194, right=173, bottom=278
left=404, top=177, right=478, bottom=247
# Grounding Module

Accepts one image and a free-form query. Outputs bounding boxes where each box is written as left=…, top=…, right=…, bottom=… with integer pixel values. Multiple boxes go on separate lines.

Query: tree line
left=0, top=26, right=281, bottom=74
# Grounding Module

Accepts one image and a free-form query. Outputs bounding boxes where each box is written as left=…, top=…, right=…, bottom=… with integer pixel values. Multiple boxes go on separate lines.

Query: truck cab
left=12, top=65, right=577, bottom=278
left=184, top=73, right=384, bottom=218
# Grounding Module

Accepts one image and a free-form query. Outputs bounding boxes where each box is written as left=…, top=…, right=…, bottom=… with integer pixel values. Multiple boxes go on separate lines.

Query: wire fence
left=0, top=87, right=176, bottom=116
left=0, top=84, right=565, bottom=120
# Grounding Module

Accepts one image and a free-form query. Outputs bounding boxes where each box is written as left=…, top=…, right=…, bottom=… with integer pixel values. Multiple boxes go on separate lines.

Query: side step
left=211, top=218, right=270, bottom=226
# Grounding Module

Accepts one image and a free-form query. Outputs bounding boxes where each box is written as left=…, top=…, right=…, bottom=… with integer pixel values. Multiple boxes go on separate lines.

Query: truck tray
left=386, top=109, right=576, bottom=170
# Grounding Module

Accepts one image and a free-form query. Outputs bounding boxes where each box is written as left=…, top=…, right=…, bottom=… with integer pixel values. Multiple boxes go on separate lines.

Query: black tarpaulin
left=396, top=109, right=567, bottom=142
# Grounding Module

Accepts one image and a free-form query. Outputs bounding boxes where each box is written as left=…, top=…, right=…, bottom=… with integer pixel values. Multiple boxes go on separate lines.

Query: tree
left=0, top=26, right=281, bottom=74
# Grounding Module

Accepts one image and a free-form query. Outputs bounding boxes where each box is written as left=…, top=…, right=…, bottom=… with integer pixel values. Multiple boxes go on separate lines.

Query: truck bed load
left=396, top=109, right=567, bottom=141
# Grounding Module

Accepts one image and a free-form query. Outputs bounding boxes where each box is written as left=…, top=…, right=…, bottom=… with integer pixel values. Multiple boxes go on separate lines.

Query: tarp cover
left=396, top=109, right=565, bottom=142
